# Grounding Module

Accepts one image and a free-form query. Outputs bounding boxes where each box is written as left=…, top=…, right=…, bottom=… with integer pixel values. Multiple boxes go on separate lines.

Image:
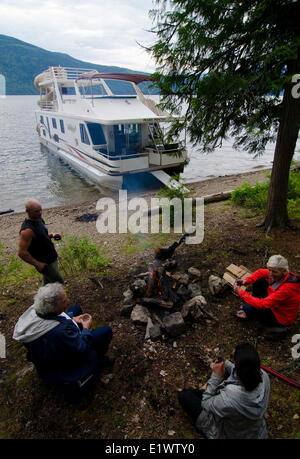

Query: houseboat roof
left=76, top=73, right=153, bottom=85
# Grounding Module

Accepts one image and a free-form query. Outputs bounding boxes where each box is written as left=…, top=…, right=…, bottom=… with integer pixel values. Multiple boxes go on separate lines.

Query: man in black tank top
left=18, top=198, right=64, bottom=285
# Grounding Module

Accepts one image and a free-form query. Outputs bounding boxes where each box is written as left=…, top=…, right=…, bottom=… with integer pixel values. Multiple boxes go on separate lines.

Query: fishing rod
left=261, top=365, right=300, bottom=389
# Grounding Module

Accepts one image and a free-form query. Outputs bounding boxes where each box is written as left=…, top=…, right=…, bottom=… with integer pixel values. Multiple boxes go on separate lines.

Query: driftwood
left=202, top=191, right=233, bottom=204
left=0, top=209, right=14, bottom=216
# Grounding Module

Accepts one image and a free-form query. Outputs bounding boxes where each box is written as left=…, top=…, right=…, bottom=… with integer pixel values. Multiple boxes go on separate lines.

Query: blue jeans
left=57, top=304, right=113, bottom=401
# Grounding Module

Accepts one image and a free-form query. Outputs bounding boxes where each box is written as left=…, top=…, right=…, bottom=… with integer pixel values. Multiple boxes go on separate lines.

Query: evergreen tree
left=149, top=0, right=300, bottom=230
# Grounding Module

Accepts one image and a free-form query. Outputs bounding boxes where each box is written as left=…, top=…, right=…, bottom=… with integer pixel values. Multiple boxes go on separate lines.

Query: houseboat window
left=46, top=117, right=51, bottom=136
left=53, top=134, right=59, bottom=143
left=113, top=124, right=142, bottom=155
left=40, top=115, right=44, bottom=124
left=43, top=130, right=46, bottom=136
left=105, top=80, right=136, bottom=96
left=52, top=118, right=57, bottom=129
left=86, top=123, right=106, bottom=145
left=78, top=84, right=107, bottom=97
left=79, top=123, right=90, bottom=145
left=60, top=120, right=65, bottom=133
left=61, top=87, right=76, bottom=95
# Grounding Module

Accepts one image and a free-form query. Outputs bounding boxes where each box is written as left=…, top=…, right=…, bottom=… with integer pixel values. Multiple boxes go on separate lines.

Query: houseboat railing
left=93, top=147, right=149, bottom=161
left=52, top=67, right=97, bottom=81
left=39, top=101, right=58, bottom=111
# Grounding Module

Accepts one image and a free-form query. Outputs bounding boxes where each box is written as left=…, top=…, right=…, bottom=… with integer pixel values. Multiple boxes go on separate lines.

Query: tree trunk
left=263, top=57, right=300, bottom=231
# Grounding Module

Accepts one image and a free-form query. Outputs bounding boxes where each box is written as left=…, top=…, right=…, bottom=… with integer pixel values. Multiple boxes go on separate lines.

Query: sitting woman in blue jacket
left=178, top=343, right=270, bottom=439
left=13, top=283, right=114, bottom=401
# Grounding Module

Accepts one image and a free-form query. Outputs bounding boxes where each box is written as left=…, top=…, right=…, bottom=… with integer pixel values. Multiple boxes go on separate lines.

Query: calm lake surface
left=0, top=95, right=299, bottom=213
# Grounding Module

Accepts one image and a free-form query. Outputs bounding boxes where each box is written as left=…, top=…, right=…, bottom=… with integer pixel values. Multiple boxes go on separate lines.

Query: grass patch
left=0, top=243, right=40, bottom=288
left=230, top=169, right=300, bottom=221
left=57, top=235, right=111, bottom=277
left=0, top=236, right=111, bottom=288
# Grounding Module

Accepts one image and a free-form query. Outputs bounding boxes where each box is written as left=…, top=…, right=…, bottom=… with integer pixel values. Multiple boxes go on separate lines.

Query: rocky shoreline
left=0, top=167, right=271, bottom=255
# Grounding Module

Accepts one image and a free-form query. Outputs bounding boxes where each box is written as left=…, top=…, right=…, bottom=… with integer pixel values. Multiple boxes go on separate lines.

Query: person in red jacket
left=234, top=255, right=300, bottom=327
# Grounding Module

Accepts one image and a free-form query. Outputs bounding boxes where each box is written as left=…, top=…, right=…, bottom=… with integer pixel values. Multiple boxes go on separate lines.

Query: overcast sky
left=0, top=0, right=158, bottom=72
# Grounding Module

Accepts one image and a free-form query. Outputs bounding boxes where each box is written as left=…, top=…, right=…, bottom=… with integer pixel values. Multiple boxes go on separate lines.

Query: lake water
left=0, top=95, right=299, bottom=213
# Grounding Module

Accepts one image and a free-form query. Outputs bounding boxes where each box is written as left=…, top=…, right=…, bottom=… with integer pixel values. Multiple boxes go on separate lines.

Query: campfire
left=121, top=236, right=219, bottom=341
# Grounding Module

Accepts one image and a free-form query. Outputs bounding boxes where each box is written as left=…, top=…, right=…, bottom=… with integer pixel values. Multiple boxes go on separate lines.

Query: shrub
left=230, top=169, right=300, bottom=221
left=58, top=235, right=110, bottom=276
left=230, top=182, right=268, bottom=212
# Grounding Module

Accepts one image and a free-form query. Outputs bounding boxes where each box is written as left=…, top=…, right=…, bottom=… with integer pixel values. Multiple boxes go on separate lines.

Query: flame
left=146, top=268, right=163, bottom=297
left=156, top=273, right=162, bottom=296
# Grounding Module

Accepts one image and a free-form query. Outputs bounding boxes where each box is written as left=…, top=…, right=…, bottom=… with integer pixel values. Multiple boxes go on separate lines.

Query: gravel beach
left=0, top=167, right=271, bottom=255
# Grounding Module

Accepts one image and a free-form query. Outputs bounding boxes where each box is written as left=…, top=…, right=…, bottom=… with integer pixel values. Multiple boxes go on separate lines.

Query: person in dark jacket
left=18, top=198, right=64, bottom=285
left=178, top=343, right=270, bottom=439
left=13, top=283, right=114, bottom=401
left=235, top=254, right=300, bottom=326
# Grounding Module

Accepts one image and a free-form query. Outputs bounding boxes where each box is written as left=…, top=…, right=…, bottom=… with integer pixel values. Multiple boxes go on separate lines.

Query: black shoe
left=100, top=356, right=116, bottom=368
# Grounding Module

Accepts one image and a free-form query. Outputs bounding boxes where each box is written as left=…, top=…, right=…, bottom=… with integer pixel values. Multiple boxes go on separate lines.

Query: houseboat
left=34, top=67, right=188, bottom=189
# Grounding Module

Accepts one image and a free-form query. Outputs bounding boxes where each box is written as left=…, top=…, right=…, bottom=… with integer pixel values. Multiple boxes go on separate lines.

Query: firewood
left=141, top=297, right=173, bottom=309
left=223, top=263, right=252, bottom=288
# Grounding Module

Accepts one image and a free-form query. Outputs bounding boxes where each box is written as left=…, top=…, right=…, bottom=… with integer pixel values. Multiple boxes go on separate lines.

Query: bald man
left=18, top=198, right=64, bottom=285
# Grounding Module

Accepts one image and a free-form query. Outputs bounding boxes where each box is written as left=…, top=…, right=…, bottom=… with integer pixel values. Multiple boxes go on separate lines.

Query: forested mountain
left=0, top=34, right=147, bottom=95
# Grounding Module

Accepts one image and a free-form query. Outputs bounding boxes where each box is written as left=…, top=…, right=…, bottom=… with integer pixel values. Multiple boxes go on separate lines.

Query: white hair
left=34, top=283, right=65, bottom=315
left=267, top=255, right=289, bottom=273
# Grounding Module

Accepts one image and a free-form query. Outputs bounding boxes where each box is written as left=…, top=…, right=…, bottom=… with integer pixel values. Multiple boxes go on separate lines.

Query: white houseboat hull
left=41, top=138, right=124, bottom=189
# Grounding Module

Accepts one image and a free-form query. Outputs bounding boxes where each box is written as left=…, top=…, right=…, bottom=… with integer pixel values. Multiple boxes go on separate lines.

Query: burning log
left=145, top=261, right=180, bottom=305
left=145, top=262, right=162, bottom=297
left=141, top=297, right=173, bottom=309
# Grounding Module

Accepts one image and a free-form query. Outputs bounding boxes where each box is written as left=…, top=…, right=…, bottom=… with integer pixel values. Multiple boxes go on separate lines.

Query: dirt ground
left=0, top=170, right=299, bottom=440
